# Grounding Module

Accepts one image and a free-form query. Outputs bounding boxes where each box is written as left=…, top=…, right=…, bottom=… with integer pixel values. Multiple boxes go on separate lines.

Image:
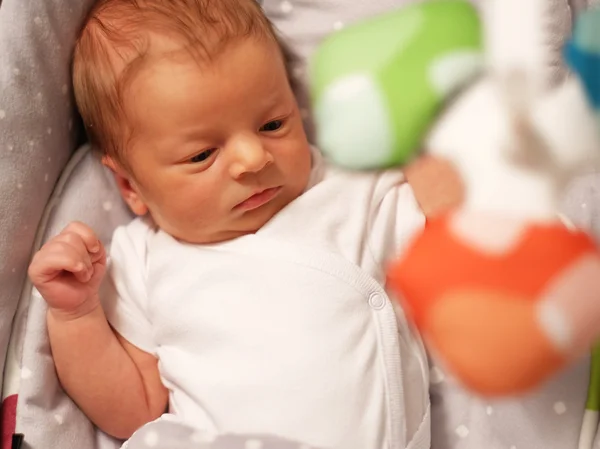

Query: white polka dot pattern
left=245, top=439, right=264, bottom=449
left=190, top=429, right=215, bottom=443
left=0, top=4, right=126, bottom=449
left=553, top=401, right=567, bottom=415
left=332, top=20, right=344, bottom=30
left=124, top=418, right=323, bottom=448
left=455, top=425, right=470, bottom=438
left=280, top=0, right=293, bottom=14
left=20, top=367, right=32, bottom=380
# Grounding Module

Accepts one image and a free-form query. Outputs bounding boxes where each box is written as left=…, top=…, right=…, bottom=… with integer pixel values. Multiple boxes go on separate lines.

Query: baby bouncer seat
left=1, top=0, right=600, bottom=448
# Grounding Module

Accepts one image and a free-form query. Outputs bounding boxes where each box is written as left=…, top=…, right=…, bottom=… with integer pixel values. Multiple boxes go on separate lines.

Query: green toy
left=310, top=0, right=483, bottom=169
left=580, top=344, right=600, bottom=448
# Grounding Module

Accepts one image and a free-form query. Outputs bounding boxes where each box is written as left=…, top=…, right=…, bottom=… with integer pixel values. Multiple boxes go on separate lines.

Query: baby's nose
left=228, top=137, right=273, bottom=178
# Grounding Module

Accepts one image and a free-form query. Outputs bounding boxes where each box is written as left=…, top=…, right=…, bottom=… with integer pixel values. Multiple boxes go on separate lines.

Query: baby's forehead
left=73, top=0, right=286, bottom=163
left=119, top=30, right=283, bottom=83
left=123, top=37, right=291, bottom=116
left=86, top=0, right=275, bottom=63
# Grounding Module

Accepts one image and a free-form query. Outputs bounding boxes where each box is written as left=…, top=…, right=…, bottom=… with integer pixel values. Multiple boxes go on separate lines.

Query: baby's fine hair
left=73, top=0, right=288, bottom=166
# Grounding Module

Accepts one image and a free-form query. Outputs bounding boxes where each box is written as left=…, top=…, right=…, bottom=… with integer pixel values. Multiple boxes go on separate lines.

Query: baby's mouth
left=234, top=186, right=282, bottom=211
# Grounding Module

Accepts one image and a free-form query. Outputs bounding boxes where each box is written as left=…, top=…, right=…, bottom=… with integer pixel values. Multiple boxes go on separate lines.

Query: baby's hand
left=404, top=155, right=464, bottom=218
left=28, top=222, right=106, bottom=319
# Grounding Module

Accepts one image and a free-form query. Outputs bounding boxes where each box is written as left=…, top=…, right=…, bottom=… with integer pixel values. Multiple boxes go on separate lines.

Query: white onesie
left=102, top=151, right=430, bottom=449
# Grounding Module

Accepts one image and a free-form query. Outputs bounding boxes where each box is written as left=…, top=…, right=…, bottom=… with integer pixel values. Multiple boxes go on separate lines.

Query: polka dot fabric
left=11, top=147, right=131, bottom=449
left=429, top=357, right=593, bottom=449
left=122, top=418, right=323, bottom=449
left=0, top=0, right=96, bottom=447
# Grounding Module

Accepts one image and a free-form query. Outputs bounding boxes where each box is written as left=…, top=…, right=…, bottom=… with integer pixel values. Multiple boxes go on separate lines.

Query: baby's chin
left=160, top=184, right=306, bottom=244
left=168, top=206, right=284, bottom=244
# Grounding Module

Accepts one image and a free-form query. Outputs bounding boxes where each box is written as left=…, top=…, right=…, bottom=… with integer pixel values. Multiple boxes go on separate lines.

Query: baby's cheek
left=162, top=181, right=215, bottom=220
left=292, top=143, right=313, bottom=178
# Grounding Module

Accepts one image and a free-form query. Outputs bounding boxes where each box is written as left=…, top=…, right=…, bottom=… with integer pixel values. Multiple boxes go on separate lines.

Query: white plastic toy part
left=426, top=0, right=600, bottom=222
left=482, top=0, right=571, bottom=93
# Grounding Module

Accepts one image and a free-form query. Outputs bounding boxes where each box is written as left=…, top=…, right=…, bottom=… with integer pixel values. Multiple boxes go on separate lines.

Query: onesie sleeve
left=368, top=169, right=426, bottom=265
left=100, top=219, right=156, bottom=355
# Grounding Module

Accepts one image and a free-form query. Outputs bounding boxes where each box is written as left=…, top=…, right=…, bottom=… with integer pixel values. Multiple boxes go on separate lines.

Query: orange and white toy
left=387, top=7, right=600, bottom=395
left=311, top=0, right=600, bottom=396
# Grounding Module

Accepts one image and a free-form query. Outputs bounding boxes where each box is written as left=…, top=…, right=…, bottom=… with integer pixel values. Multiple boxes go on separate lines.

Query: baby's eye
left=260, top=120, right=283, bottom=132
left=189, top=148, right=216, bottom=163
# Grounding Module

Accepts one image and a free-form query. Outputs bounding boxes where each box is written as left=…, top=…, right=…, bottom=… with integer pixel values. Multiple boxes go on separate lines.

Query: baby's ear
left=101, top=155, right=119, bottom=173
left=102, top=156, right=149, bottom=216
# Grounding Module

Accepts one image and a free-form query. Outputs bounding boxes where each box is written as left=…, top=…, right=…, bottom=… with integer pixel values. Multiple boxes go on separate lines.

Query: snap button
left=368, top=292, right=386, bottom=310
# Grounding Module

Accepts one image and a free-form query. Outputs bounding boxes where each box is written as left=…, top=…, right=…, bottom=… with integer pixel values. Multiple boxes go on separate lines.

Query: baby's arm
left=28, top=222, right=168, bottom=439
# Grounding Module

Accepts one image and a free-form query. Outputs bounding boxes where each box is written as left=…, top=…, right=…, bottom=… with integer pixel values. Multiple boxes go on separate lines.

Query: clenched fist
left=29, top=222, right=106, bottom=319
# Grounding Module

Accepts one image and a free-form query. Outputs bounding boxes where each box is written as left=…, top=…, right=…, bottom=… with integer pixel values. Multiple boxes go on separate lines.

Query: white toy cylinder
left=483, top=0, right=571, bottom=92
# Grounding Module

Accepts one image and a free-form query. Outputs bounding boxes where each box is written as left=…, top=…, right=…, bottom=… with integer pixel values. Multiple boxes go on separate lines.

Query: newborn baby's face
left=120, top=37, right=312, bottom=243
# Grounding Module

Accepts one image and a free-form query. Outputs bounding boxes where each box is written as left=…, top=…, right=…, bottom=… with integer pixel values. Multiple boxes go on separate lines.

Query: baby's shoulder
left=109, top=216, right=158, bottom=261
left=310, top=146, right=408, bottom=198
left=318, top=162, right=409, bottom=203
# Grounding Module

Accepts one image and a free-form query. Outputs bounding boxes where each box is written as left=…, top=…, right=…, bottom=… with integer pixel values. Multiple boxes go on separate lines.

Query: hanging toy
left=310, top=0, right=600, bottom=397
left=565, top=6, right=600, bottom=119
left=311, top=0, right=483, bottom=170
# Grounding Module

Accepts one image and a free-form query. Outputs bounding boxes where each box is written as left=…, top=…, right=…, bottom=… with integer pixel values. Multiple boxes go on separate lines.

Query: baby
left=28, top=0, right=442, bottom=448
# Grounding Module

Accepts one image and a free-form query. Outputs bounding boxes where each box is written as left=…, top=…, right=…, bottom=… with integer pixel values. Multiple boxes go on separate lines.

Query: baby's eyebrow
left=258, top=98, right=294, bottom=121
left=156, top=131, right=212, bottom=160
left=177, top=126, right=212, bottom=142
left=256, top=80, right=290, bottom=105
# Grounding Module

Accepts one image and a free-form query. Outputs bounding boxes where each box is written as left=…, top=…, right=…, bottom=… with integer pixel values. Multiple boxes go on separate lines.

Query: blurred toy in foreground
left=311, top=0, right=483, bottom=170
left=311, top=0, right=600, bottom=396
